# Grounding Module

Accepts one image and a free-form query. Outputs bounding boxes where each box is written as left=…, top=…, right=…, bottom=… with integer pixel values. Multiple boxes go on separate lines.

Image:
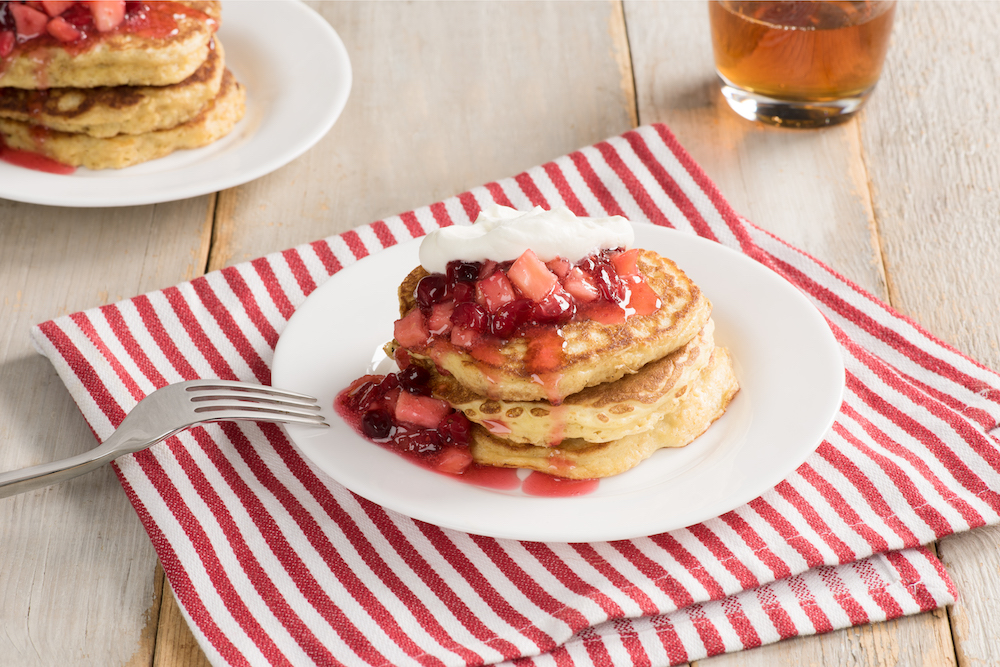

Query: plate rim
left=0, top=0, right=352, bottom=208
left=273, top=225, right=846, bottom=542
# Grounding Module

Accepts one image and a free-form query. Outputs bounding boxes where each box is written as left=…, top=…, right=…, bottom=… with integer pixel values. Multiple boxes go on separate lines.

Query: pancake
left=469, top=347, right=740, bottom=479
left=0, top=67, right=244, bottom=169
left=0, top=1, right=220, bottom=89
left=0, top=37, right=225, bottom=137
left=430, top=319, right=717, bottom=445
left=398, top=249, right=712, bottom=403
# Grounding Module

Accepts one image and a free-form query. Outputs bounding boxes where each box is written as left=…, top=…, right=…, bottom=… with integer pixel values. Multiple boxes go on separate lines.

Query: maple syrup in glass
left=709, top=1, right=896, bottom=127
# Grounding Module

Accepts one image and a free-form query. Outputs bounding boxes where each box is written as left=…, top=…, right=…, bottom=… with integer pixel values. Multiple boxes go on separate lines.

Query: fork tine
left=189, top=392, right=322, bottom=410
left=200, top=410, right=329, bottom=427
left=192, top=403, right=327, bottom=421
left=185, top=380, right=318, bottom=402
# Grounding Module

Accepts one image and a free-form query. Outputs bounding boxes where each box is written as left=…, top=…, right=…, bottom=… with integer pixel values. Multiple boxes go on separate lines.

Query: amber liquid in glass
left=710, top=1, right=895, bottom=102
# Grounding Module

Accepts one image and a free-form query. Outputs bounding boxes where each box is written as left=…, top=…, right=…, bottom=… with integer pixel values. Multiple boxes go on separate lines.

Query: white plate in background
left=0, top=0, right=351, bottom=208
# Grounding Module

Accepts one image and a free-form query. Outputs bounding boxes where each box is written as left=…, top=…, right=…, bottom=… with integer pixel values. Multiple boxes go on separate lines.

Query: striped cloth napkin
left=31, top=123, right=999, bottom=666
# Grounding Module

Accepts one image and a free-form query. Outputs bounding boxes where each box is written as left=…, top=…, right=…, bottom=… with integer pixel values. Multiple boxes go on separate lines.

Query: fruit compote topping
left=394, top=245, right=662, bottom=406
left=335, top=357, right=478, bottom=477
left=0, top=1, right=216, bottom=62
left=334, top=360, right=599, bottom=496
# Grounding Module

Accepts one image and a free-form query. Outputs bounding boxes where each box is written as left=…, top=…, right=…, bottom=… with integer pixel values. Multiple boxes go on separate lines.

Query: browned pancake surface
left=469, top=347, right=740, bottom=478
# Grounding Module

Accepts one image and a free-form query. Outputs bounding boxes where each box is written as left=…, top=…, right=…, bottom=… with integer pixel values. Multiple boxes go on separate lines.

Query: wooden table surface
left=2, top=1, right=998, bottom=665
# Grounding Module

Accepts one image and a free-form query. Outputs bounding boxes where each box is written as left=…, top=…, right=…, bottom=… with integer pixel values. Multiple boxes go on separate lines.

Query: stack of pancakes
left=0, top=1, right=244, bottom=170
left=397, top=248, right=740, bottom=479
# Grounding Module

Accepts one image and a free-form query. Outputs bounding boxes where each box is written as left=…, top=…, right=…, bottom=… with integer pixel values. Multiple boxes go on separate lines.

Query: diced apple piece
left=46, top=15, right=81, bottom=41
left=476, top=271, right=517, bottom=312
left=9, top=4, right=48, bottom=39
left=562, top=267, right=599, bottom=303
left=393, top=309, right=430, bottom=348
left=394, top=392, right=451, bottom=429
left=0, top=31, right=14, bottom=58
left=89, top=0, right=125, bottom=31
left=450, top=325, right=477, bottom=349
left=433, top=445, right=473, bottom=475
left=428, top=301, right=455, bottom=336
left=611, top=248, right=641, bottom=277
left=40, top=0, right=75, bottom=17
left=545, top=257, right=572, bottom=279
left=508, top=249, right=558, bottom=302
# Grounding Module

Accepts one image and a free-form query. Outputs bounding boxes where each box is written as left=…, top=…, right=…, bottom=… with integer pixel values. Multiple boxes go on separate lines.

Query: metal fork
left=0, top=380, right=328, bottom=499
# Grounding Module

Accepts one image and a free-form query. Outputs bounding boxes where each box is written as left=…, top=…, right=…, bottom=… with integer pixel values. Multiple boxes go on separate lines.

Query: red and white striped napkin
left=32, top=124, right=998, bottom=666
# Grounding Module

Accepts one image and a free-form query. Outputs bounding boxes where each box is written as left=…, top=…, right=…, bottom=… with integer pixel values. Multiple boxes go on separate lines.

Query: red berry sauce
left=0, top=134, right=74, bottom=174
left=335, top=362, right=599, bottom=496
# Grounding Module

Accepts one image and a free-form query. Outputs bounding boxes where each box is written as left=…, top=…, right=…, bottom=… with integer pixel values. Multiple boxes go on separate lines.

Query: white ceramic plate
left=0, top=0, right=351, bottom=208
left=273, top=225, right=845, bottom=542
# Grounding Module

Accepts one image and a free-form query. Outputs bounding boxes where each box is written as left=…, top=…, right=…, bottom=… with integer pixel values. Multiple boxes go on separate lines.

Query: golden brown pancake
left=469, top=347, right=740, bottom=479
left=0, top=38, right=225, bottom=137
left=0, top=68, right=244, bottom=169
left=398, top=249, right=712, bottom=403
left=430, top=320, right=717, bottom=445
left=0, top=1, right=220, bottom=89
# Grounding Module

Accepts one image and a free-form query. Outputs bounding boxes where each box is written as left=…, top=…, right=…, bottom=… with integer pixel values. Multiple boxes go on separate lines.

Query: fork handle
left=0, top=436, right=136, bottom=499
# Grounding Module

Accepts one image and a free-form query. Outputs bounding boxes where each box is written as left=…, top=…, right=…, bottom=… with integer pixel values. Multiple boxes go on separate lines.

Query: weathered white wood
left=0, top=197, right=213, bottom=666
left=209, top=0, right=637, bottom=269
left=858, top=3, right=1000, bottom=666
left=696, top=609, right=957, bottom=667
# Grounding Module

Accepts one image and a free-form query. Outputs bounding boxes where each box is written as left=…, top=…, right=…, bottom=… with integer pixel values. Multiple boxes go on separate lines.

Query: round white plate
left=273, top=225, right=845, bottom=542
left=0, top=0, right=351, bottom=208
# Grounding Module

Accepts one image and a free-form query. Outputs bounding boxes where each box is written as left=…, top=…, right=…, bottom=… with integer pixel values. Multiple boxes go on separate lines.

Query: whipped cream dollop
left=418, top=205, right=634, bottom=273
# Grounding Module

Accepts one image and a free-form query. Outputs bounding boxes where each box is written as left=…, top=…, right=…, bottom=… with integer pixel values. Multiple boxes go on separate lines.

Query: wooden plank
left=624, top=1, right=958, bottom=665
left=0, top=197, right=213, bottom=666
left=857, top=2, right=1000, bottom=666
left=209, top=0, right=637, bottom=269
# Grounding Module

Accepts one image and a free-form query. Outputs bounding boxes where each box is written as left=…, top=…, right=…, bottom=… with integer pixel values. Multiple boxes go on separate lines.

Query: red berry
left=362, top=409, right=394, bottom=440
left=447, top=260, right=481, bottom=284
left=531, top=289, right=576, bottom=325
left=415, top=274, right=449, bottom=309
left=490, top=298, right=533, bottom=338
left=451, top=302, right=488, bottom=333
left=451, top=282, right=475, bottom=304
left=438, top=412, right=472, bottom=448
left=398, top=364, right=431, bottom=395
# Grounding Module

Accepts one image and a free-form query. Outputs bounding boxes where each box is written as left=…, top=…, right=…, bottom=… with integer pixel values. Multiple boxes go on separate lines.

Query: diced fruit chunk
left=476, top=271, right=517, bottom=312
left=562, top=267, right=599, bottom=303
left=450, top=301, right=488, bottom=332
left=10, top=3, right=48, bottom=39
left=394, top=391, right=451, bottom=429
left=89, top=0, right=125, bottom=31
left=0, top=31, right=14, bottom=58
left=433, top=445, right=473, bottom=475
left=611, top=248, right=641, bottom=277
left=508, top=249, right=558, bottom=302
left=545, top=257, right=572, bottom=279
left=428, top=301, right=455, bottom=336
left=40, top=0, right=75, bottom=17
left=450, top=325, right=478, bottom=348
left=46, top=15, right=81, bottom=41
left=394, top=308, right=430, bottom=348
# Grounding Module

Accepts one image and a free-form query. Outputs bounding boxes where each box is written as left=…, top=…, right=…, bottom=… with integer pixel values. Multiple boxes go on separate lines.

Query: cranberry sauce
left=335, top=362, right=598, bottom=496
left=0, top=134, right=74, bottom=174
left=394, top=247, right=661, bottom=396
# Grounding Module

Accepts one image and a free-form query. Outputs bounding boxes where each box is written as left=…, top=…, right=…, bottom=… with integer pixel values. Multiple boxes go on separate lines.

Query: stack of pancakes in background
left=399, top=248, right=740, bottom=479
left=0, top=0, right=244, bottom=170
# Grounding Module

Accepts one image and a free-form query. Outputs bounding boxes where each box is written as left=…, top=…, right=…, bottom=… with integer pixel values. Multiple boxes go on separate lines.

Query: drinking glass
left=709, top=1, right=896, bottom=127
